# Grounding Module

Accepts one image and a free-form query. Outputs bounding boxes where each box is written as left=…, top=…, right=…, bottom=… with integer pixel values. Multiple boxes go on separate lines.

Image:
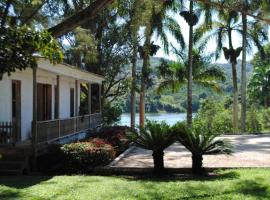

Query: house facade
left=0, top=57, right=104, bottom=146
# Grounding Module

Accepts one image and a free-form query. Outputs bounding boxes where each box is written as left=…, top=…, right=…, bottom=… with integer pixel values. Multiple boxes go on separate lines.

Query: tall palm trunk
left=187, top=1, right=194, bottom=128
left=232, top=61, right=239, bottom=133
left=139, top=32, right=151, bottom=128
left=228, top=29, right=238, bottom=133
left=131, top=42, right=137, bottom=129
left=241, top=12, right=247, bottom=133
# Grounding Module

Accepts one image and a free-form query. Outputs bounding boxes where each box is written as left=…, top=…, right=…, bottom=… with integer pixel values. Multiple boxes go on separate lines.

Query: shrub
left=261, top=108, right=270, bottom=131
left=95, top=126, right=131, bottom=153
left=194, top=98, right=233, bottom=134
left=246, top=106, right=263, bottom=134
left=61, top=139, right=116, bottom=173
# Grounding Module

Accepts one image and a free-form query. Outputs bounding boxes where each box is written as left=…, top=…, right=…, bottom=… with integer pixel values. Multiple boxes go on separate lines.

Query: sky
left=154, top=13, right=270, bottom=64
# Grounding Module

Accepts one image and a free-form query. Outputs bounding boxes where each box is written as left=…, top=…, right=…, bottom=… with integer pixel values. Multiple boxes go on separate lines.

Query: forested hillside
left=122, top=57, right=253, bottom=113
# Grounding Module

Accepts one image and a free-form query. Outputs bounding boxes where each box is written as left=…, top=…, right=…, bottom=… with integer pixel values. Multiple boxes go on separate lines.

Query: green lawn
left=0, top=169, right=270, bottom=200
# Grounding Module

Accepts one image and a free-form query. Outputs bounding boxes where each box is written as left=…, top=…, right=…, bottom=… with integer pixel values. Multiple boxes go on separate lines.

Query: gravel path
left=110, top=135, right=270, bottom=168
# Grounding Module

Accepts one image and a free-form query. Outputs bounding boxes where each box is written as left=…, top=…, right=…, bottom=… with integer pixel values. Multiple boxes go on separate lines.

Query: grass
left=0, top=169, right=270, bottom=200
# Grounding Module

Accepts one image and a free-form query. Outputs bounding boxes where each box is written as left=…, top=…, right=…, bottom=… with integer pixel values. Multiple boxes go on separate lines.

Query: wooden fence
left=35, top=113, right=102, bottom=144
left=0, top=122, right=15, bottom=145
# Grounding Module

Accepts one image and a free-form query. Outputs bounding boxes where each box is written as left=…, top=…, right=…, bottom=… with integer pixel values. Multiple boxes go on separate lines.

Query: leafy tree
left=248, top=45, right=270, bottom=108
left=0, top=26, right=63, bottom=79
left=171, top=122, right=233, bottom=174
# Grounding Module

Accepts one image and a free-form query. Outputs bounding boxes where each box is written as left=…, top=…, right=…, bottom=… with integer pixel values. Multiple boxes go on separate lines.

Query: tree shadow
left=235, top=179, right=270, bottom=198
left=0, top=176, right=53, bottom=189
left=118, top=170, right=240, bottom=182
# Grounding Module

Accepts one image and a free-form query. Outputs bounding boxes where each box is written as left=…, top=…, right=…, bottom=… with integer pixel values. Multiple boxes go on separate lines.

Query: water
left=119, top=113, right=187, bottom=127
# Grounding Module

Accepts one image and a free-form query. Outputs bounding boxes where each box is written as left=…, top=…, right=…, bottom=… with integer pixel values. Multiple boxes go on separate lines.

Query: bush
left=194, top=98, right=233, bottom=134
left=95, top=126, right=131, bottom=154
left=262, top=108, right=270, bottom=131
left=61, top=139, right=116, bottom=173
left=246, top=106, right=263, bottom=134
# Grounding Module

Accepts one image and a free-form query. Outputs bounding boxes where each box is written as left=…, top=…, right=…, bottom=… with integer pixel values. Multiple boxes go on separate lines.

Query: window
left=37, top=83, right=52, bottom=121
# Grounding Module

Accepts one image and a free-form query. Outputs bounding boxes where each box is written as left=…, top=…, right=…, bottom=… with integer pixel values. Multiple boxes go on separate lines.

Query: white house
left=0, top=57, right=104, bottom=146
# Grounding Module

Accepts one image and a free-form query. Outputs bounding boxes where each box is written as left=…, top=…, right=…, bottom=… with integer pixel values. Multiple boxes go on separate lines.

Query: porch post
left=31, top=66, right=37, bottom=171
left=99, top=83, right=102, bottom=114
left=75, top=80, right=79, bottom=132
left=75, top=80, right=79, bottom=116
left=32, top=67, right=37, bottom=144
left=56, top=75, right=60, bottom=119
left=88, top=83, right=91, bottom=114
left=88, top=82, right=91, bottom=128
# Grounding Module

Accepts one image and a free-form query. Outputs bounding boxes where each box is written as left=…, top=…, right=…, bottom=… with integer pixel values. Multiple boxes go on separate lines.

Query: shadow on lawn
left=0, top=176, right=53, bottom=189
left=120, top=170, right=240, bottom=182
left=120, top=172, right=270, bottom=200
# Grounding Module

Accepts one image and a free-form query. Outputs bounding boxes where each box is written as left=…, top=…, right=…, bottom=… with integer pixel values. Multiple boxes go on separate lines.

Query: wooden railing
left=0, top=122, right=15, bottom=145
left=35, top=113, right=102, bottom=144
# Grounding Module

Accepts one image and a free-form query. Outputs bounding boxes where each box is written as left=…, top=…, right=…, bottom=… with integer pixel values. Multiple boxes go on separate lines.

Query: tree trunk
left=187, top=1, right=194, bottom=128
left=130, top=42, right=137, bottom=129
left=192, top=154, right=204, bottom=175
left=241, top=12, right=247, bottom=133
left=139, top=27, right=151, bottom=128
left=232, top=62, right=239, bottom=133
left=152, top=150, right=164, bottom=173
left=48, top=0, right=114, bottom=37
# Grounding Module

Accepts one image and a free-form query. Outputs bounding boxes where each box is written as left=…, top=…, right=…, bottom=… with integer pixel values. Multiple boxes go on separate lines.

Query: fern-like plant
left=171, top=122, right=233, bottom=174
left=130, top=120, right=175, bottom=173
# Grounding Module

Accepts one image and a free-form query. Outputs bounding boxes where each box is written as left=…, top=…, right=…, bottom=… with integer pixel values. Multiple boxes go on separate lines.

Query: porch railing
left=35, top=113, right=102, bottom=144
left=0, top=122, right=15, bottom=145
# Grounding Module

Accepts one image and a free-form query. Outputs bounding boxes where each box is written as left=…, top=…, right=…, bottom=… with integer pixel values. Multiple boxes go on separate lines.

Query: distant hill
left=122, top=57, right=254, bottom=113
left=135, top=57, right=253, bottom=78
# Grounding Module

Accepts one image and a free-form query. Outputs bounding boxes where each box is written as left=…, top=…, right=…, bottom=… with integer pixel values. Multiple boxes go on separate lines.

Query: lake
left=119, top=113, right=187, bottom=126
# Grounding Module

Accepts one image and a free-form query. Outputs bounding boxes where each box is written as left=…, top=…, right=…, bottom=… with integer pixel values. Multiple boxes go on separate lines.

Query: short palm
left=171, top=122, right=232, bottom=174
left=131, top=121, right=175, bottom=173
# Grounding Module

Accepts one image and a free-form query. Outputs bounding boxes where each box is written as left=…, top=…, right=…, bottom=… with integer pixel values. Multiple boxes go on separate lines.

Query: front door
left=12, top=80, right=21, bottom=142
left=37, top=83, right=52, bottom=121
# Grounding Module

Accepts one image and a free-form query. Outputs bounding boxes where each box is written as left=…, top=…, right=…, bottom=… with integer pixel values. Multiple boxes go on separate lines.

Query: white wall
left=0, top=67, right=94, bottom=142
left=0, top=68, right=33, bottom=141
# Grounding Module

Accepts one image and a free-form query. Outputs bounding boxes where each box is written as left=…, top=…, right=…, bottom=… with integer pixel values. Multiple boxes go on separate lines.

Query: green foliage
left=246, top=105, right=263, bottom=134
left=102, top=102, right=123, bottom=126
left=96, top=127, right=130, bottom=153
left=195, top=98, right=233, bottom=134
left=61, top=139, right=116, bottom=173
left=248, top=44, right=270, bottom=107
left=171, top=121, right=232, bottom=174
left=130, top=120, right=175, bottom=172
left=131, top=120, right=175, bottom=152
left=261, top=108, right=270, bottom=130
left=0, top=26, right=63, bottom=78
left=157, top=51, right=226, bottom=95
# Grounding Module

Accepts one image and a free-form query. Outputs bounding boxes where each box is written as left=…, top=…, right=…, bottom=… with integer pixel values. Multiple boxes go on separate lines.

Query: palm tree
left=157, top=50, right=226, bottom=96
left=171, top=122, right=232, bottom=174
left=138, top=0, right=184, bottom=128
left=195, top=10, right=268, bottom=133
left=130, top=120, right=175, bottom=173
left=180, top=1, right=198, bottom=128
